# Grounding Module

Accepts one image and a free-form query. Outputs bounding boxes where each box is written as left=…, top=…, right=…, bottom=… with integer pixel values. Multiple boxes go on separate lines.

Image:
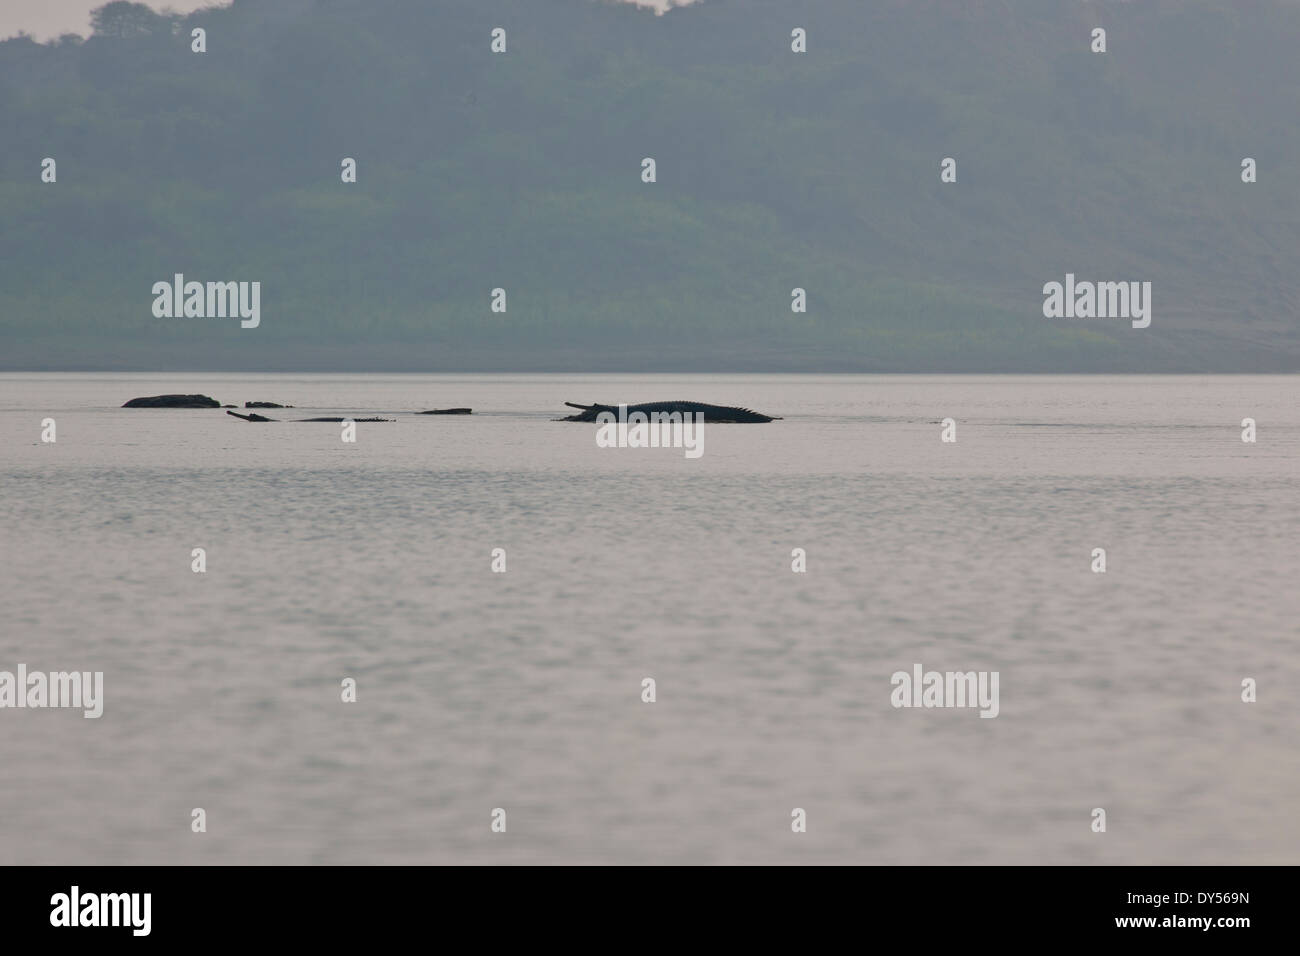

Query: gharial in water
left=556, top=401, right=780, bottom=423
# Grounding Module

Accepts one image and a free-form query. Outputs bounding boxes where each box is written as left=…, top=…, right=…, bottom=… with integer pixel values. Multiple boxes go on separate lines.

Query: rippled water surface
left=1, top=373, right=1297, bottom=864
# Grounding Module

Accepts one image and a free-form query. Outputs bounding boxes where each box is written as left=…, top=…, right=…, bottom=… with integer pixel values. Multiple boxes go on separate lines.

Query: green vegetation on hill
left=2, top=0, right=1297, bottom=371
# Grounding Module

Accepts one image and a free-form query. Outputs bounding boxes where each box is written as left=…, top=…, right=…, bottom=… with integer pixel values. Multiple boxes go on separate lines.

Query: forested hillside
left=2, top=0, right=1297, bottom=370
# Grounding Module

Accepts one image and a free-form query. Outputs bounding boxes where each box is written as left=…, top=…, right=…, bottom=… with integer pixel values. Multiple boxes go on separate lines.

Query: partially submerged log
left=123, top=394, right=220, bottom=408
left=226, top=412, right=392, bottom=423
left=557, top=401, right=780, bottom=423
left=226, top=411, right=392, bottom=421
left=419, top=408, right=472, bottom=415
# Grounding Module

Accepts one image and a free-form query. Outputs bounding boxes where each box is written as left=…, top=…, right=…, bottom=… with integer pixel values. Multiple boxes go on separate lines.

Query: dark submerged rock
left=122, top=394, right=220, bottom=408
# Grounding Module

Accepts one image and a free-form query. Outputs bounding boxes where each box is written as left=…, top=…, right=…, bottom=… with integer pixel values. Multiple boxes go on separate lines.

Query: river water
left=1, top=373, right=1296, bottom=864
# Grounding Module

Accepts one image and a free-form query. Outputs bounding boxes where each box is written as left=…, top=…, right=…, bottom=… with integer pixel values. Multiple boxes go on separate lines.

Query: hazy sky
left=1, top=0, right=688, bottom=42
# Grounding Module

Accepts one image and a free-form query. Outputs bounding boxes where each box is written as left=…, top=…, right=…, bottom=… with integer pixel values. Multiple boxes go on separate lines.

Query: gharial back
left=558, top=401, right=780, bottom=423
